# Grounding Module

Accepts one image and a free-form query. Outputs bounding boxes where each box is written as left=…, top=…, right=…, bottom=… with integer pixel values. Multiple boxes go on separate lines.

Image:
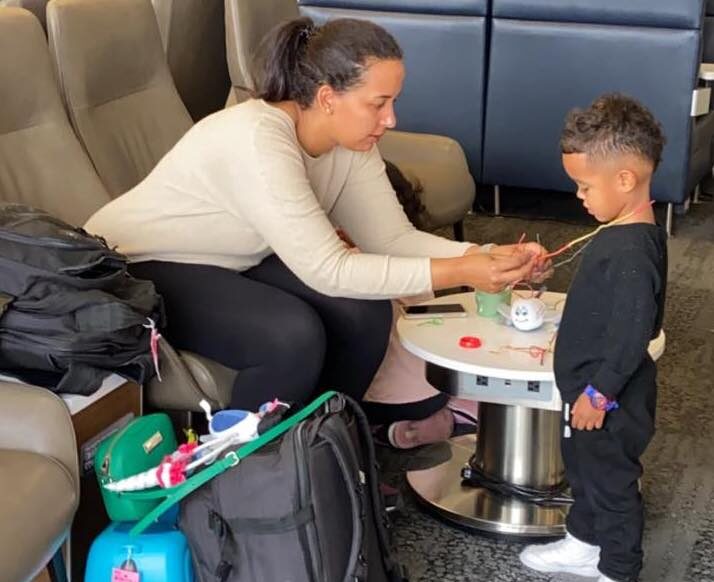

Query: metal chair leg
left=665, top=203, right=674, bottom=237
left=494, top=185, right=501, bottom=216
left=48, top=547, right=68, bottom=582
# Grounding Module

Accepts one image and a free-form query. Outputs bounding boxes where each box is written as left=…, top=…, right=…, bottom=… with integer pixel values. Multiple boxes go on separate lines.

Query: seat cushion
left=0, top=450, right=77, bottom=582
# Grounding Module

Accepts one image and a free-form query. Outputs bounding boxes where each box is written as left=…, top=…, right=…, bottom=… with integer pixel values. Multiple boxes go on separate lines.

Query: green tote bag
left=94, top=413, right=177, bottom=521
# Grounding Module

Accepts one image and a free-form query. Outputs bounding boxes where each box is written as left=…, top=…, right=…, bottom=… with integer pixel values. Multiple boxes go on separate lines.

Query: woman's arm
left=224, top=124, right=534, bottom=298
left=221, top=123, right=435, bottom=299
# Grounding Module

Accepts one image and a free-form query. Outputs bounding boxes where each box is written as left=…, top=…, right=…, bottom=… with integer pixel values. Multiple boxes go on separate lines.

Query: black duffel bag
left=178, top=391, right=409, bottom=582
left=0, top=203, right=164, bottom=393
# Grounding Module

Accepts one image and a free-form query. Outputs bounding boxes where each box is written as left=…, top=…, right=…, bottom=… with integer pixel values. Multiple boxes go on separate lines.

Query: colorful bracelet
left=584, top=385, right=619, bottom=412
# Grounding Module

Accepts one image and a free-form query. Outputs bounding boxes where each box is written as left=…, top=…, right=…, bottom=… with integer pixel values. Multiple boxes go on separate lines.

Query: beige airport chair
left=46, top=0, right=193, bottom=197
left=151, top=0, right=231, bottom=121
left=0, top=6, right=236, bottom=412
left=0, top=0, right=47, bottom=31
left=0, top=382, right=79, bottom=582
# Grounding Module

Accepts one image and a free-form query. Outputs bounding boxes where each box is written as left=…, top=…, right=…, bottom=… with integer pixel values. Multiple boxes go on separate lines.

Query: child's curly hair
left=385, top=160, right=429, bottom=230
left=561, top=93, right=666, bottom=170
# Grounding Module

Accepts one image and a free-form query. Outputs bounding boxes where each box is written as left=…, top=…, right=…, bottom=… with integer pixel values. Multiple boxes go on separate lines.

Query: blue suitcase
left=85, top=521, right=195, bottom=582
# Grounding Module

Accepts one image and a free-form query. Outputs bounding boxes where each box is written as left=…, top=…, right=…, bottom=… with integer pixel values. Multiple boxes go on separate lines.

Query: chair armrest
left=378, top=129, right=470, bottom=169
left=699, top=63, right=714, bottom=82
left=145, top=336, right=215, bottom=412
left=0, top=381, right=78, bottom=489
left=691, top=87, right=712, bottom=117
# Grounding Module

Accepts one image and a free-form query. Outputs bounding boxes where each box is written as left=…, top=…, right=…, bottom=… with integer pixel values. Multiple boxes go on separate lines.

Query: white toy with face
left=498, top=297, right=560, bottom=332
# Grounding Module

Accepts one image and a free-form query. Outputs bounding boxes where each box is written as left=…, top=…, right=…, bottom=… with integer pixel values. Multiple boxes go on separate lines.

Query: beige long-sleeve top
left=85, top=99, right=472, bottom=299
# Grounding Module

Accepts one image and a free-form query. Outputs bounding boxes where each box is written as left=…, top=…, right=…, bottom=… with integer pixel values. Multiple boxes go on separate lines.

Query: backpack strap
left=128, top=390, right=337, bottom=536
left=342, top=395, right=410, bottom=582
left=317, top=416, right=367, bottom=582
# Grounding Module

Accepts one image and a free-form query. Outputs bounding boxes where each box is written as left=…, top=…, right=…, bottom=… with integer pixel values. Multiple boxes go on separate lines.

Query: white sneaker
left=597, top=575, right=619, bottom=582
left=519, top=532, right=600, bottom=577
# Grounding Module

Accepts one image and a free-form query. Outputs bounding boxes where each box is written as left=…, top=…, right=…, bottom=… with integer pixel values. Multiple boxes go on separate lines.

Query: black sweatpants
left=562, top=369, right=657, bottom=582
left=129, top=256, right=392, bottom=410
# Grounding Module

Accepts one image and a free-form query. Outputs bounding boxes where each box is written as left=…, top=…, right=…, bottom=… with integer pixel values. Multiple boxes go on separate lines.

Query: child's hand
left=571, top=392, right=605, bottom=431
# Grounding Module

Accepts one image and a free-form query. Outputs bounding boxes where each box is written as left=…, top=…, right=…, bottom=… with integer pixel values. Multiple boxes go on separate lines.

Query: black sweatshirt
left=554, top=223, right=668, bottom=404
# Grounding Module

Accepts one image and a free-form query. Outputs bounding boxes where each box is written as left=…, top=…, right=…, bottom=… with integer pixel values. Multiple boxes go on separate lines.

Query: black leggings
left=129, top=256, right=392, bottom=410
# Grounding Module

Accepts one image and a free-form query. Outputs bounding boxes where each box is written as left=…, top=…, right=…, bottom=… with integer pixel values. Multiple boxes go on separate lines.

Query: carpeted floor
left=381, top=194, right=714, bottom=582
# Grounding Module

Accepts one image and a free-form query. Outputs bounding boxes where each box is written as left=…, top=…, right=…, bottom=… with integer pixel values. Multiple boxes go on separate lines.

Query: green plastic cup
left=475, top=288, right=512, bottom=318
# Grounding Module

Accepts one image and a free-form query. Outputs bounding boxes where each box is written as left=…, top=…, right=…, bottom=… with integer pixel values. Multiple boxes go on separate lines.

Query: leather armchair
left=482, top=0, right=707, bottom=225
left=226, top=0, right=475, bottom=233
left=0, top=382, right=79, bottom=582
left=0, top=6, right=234, bottom=412
left=299, top=0, right=488, bottom=183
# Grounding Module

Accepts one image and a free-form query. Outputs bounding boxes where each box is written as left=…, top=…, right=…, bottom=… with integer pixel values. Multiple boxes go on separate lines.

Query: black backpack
left=178, top=393, right=409, bottom=582
left=0, top=203, right=164, bottom=394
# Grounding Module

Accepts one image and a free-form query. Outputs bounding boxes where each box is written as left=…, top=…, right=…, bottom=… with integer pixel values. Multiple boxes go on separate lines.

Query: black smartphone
left=402, top=303, right=467, bottom=319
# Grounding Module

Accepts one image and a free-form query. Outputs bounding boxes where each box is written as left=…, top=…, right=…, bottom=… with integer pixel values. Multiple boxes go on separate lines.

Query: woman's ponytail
left=254, top=17, right=402, bottom=108
left=254, top=17, right=317, bottom=105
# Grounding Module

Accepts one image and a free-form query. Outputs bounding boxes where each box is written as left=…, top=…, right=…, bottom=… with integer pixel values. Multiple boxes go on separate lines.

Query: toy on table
left=498, top=296, right=561, bottom=332
left=103, top=398, right=289, bottom=492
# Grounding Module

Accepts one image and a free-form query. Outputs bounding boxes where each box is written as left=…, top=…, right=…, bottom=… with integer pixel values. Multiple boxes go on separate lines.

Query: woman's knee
left=268, top=301, right=327, bottom=375
left=340, top=299, right=392, bottom=346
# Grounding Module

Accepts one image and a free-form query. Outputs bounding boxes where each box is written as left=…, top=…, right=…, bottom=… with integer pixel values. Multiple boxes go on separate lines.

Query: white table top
left=397, top=291, right=666, bottom=382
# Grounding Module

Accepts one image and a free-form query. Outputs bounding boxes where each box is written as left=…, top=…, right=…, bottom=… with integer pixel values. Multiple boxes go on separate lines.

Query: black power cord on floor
left=461, top=462, right=574, bottom=506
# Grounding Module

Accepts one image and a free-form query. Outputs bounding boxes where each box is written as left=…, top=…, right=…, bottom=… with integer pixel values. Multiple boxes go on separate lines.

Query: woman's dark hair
left=561, top=93, right=666, bottom=170
left=254, top=17, right=403, bottom=107
left=385, top=160, right=429, bottom=230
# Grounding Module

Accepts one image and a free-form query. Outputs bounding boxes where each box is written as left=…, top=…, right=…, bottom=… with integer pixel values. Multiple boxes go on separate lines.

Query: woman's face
left=328, top=58, right=404, bottom=152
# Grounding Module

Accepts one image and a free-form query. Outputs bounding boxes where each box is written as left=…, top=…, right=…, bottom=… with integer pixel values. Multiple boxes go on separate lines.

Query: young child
left=520, top=94, right=668, bottom=582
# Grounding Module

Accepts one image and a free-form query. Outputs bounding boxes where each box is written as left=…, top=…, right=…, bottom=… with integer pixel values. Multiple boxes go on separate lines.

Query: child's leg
left=519, top=411, right=600, bottom=578
left=570, top=388, right=655, bottom=582
left=561, top=419, right=598, bottom=546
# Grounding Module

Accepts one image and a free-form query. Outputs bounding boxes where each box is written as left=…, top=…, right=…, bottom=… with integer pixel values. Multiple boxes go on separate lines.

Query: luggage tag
left=112, top=547, right=140, bottom=582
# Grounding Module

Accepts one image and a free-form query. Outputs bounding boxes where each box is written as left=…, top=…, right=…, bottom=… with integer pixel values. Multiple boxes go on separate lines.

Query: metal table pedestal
left=407, top=402, right=568, bottom=538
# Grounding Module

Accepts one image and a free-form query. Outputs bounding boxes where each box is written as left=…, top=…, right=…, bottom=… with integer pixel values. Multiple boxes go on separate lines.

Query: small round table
left=396, top=291, right=665, bottom=538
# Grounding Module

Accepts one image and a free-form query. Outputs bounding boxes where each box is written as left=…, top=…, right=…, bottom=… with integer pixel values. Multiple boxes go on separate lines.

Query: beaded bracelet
left=584, top=385, right=619, bottom=412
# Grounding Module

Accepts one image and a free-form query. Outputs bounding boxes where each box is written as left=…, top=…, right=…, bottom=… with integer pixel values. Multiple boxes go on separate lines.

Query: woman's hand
left=490, top=242, right=553, bottom=284
left=460, top=250, right=538, bottom=292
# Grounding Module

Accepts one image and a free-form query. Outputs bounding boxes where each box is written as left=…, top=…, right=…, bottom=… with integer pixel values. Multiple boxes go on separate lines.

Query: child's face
left=562, top=153, right=633, bottom=223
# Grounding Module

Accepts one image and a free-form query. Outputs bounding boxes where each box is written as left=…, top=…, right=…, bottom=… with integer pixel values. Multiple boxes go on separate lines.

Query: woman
left=85, top=17, right=546, bottom=411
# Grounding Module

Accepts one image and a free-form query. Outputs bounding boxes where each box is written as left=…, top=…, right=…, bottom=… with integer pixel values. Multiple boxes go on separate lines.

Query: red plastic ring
left=459, top=336, right=482, bottom=349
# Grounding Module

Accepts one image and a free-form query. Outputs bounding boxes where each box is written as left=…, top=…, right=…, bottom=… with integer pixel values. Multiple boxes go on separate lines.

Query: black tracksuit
left=554, top=223, right=668, bottom=582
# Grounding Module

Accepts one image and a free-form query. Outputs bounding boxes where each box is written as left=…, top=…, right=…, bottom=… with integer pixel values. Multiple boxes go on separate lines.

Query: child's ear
left=616, top=169, right=638, bottom=193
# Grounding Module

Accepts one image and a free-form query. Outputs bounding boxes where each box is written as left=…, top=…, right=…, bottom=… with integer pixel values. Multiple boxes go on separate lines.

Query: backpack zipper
left=0, top=228, right=108, bottom=251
